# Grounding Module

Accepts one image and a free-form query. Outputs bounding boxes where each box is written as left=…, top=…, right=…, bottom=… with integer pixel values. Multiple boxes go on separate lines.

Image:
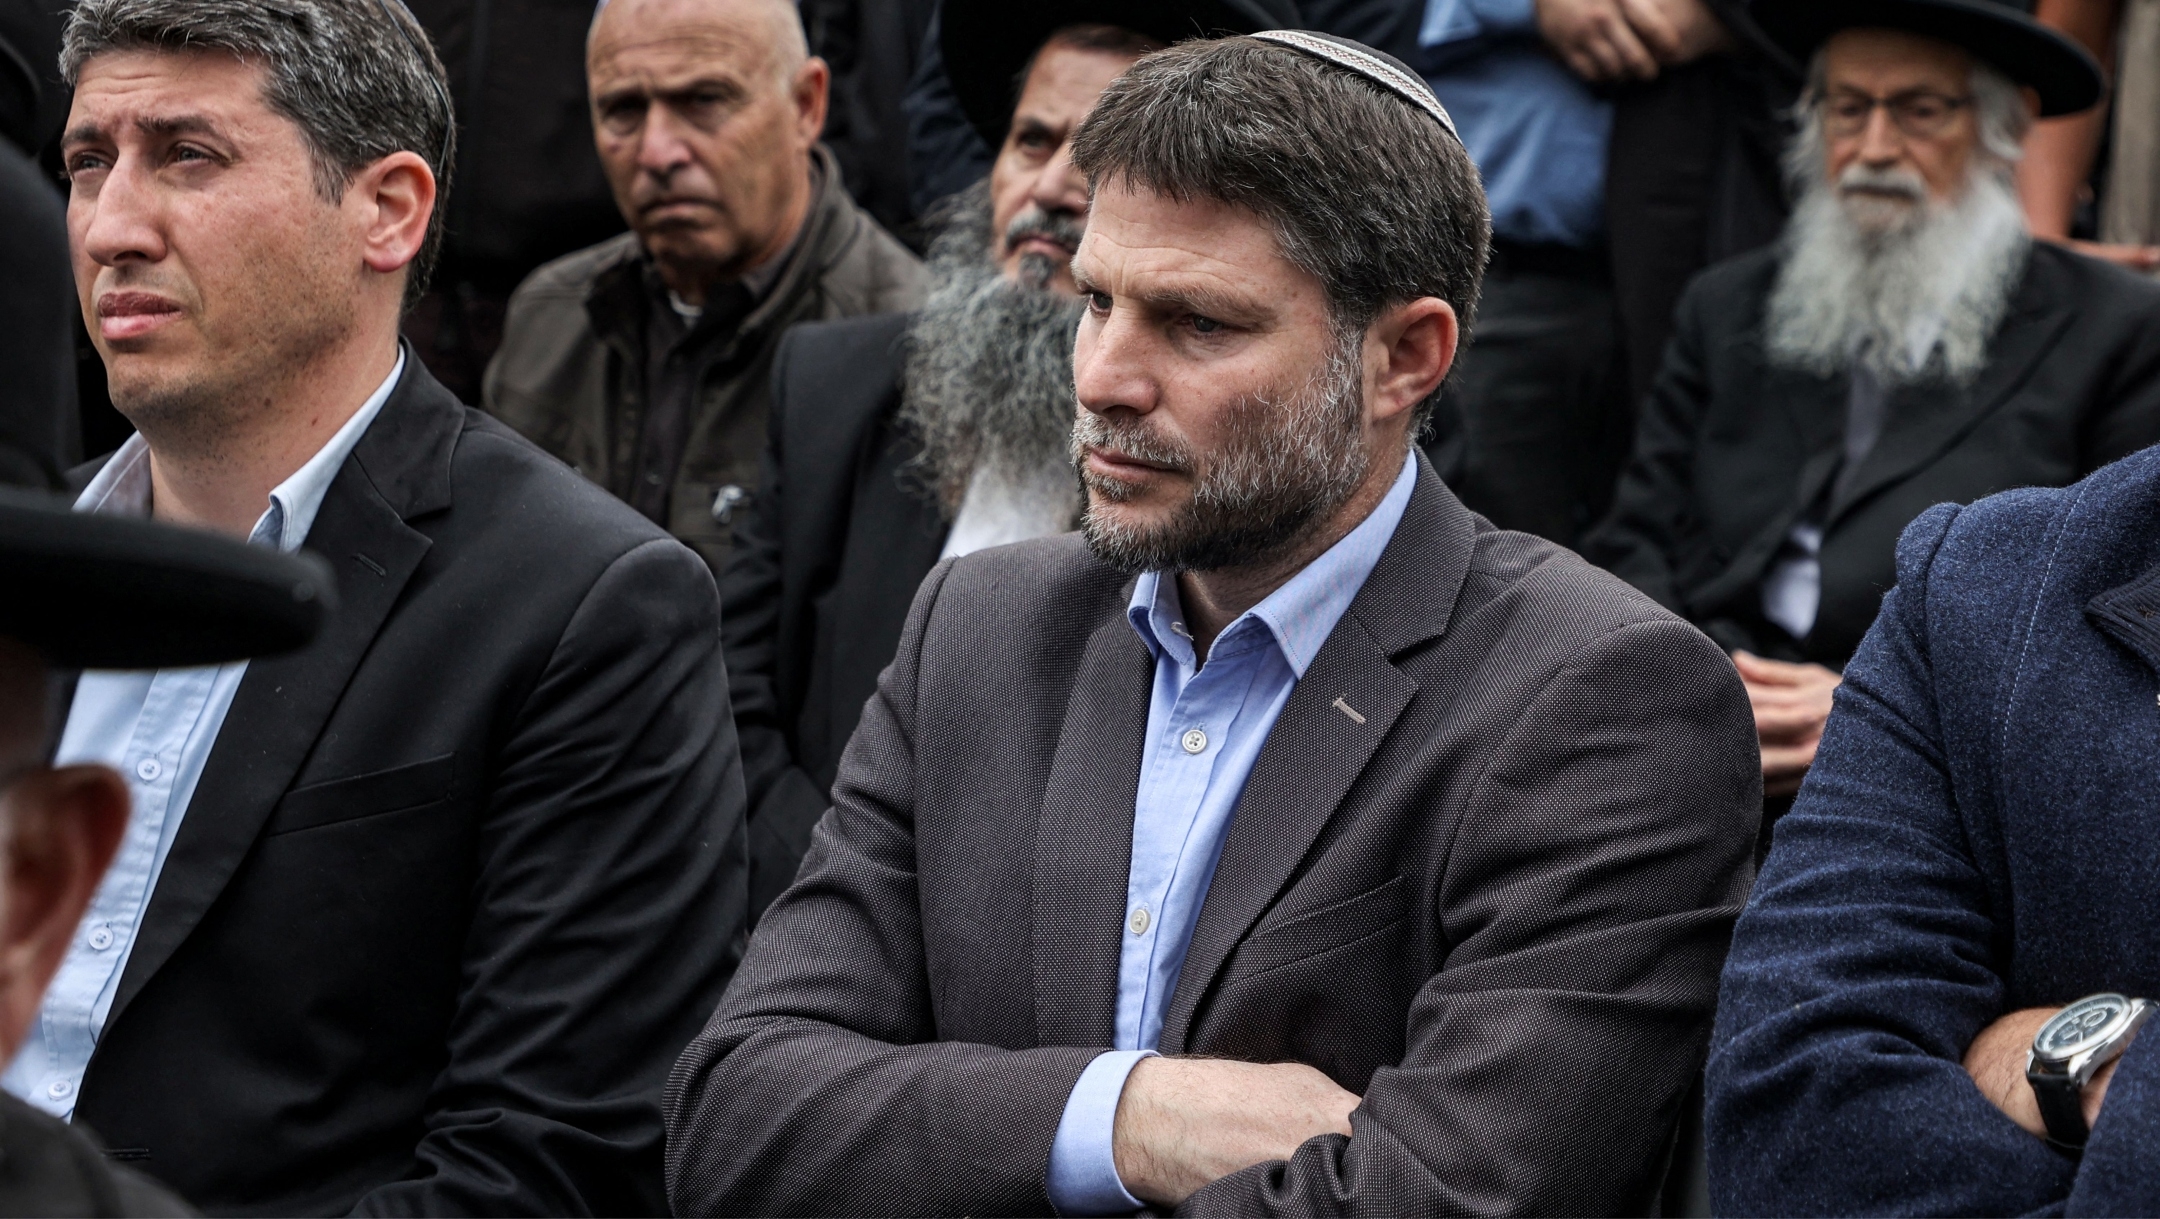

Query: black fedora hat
left=941, top=0, right=1299, bottom=151
left=1753, top=0, right=2102, bottom=116
left=0, top=489, right=333, bottom=670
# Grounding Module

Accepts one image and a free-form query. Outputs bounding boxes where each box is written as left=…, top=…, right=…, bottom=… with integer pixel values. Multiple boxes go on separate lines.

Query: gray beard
left=1073, top=333, right=1371, bottom=575
left=1766, top=161, right=2030, bottom=385
left=899, top=183, right=1086, bottom=516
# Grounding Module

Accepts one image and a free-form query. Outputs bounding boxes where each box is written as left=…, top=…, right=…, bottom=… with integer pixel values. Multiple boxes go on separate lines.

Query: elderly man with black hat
left=666, top=29, right=1759, bottom=1217
left=1585, top=0, right=2160, bottom=803
left=0, top=491, right=331, bottom=1215
left=718, top=0, right=1291, bottom=919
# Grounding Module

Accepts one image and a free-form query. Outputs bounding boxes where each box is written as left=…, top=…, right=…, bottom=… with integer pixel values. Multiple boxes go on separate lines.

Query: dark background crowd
left=4, top=0, right=2160, bottom=1212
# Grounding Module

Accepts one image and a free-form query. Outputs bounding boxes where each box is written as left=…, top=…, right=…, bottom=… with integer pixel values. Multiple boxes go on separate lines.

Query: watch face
left=2038, top=994, right=2134, bottom=1060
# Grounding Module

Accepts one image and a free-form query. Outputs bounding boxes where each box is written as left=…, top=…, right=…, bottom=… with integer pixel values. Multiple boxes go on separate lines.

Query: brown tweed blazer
left=665, top=456, right=1761, bottom=1216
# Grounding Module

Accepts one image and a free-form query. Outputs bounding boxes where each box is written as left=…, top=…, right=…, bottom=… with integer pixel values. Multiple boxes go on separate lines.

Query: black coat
left=670, top=458, right=1761, bottom=1215
left=67, top=359, right=746, bottom=1214
left=0, top=1093, right=191, bottom=1217
left=719, top=312, right=946, bottom=918
left=1586, top=241, right=2160, bottom=667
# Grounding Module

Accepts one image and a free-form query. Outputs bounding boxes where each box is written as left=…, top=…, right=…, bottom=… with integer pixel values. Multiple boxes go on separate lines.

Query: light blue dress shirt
left=1417, top=0, right=1612, bottom=248
left=1044, top=451, right=1419, bottom=1215
left=2, top=352, right=403, bottom=1119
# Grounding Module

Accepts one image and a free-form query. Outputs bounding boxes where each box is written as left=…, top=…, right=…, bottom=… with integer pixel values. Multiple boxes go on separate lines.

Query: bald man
left=485, top=0, right=925, bottom=573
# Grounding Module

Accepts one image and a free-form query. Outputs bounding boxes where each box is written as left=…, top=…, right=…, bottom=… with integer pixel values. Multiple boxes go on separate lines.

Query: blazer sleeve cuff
left=1046, top=1050, right=1153, bottom=1215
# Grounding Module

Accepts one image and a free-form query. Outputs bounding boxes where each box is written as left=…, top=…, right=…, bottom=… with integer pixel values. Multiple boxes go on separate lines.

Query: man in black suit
left=722, top=0, right=1290, bottom=917
left=1586, top=0, right=2160, bottom=799
left=669, top=33, right=1758, bottom=1215
left=27, top=0, right=746, bottom=1211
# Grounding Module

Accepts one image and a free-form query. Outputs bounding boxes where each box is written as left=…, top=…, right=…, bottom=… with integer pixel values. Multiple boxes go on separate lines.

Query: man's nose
left=1856, top=103, right=1906, bottom=165
left=75, top=156, right=169, bottom=268
left=1073, top=305, right=1158, bottom=417
left=1028, top=141, right=1091, bottom=218
left=636, top=105, right=696, bottom=177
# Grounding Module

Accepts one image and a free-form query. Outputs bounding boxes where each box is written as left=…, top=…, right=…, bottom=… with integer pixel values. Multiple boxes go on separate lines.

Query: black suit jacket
left=720, top=312, right=946, bottom=917
left=69, top=359, right=747, bottom=1215
left=1586, top=241, right=2160, bottom=667
left=668, top=458, right=1761, bottom=1215
left=0, top=1094, right=190, bottom=1217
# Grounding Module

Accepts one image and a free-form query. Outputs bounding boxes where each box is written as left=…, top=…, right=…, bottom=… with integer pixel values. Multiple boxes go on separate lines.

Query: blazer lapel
left=1031, top=604, right=1154, bottom=1047
left=104, top=358, right=461, bottom=1030
left=1157, top=461, right=1473, bottom=1053
left=1827, top=252, right=2069, bottom=528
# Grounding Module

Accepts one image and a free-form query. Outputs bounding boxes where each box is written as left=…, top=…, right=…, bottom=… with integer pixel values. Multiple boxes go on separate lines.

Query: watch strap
left=2032, top=1071, right=2090, bottom=1149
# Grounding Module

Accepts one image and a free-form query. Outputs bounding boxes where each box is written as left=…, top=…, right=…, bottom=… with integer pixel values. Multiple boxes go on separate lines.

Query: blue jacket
left=1707, top=444, right=2160, bottom=1215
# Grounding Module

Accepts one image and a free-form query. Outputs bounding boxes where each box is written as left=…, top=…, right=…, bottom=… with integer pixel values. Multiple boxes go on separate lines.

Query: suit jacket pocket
left=1226, top=874, right=1408, bottom=981
left=266, top=754, right=456, bottom=836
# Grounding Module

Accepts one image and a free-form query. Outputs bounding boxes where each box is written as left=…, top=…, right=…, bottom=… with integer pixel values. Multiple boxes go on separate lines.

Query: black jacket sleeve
left=353, top=538, right=747, bottom=1216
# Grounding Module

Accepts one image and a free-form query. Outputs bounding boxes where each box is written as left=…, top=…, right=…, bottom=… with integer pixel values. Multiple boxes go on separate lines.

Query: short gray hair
left=1068, top=36, right=1490, bottom=427
left=62, top=0, right=456, bottom=307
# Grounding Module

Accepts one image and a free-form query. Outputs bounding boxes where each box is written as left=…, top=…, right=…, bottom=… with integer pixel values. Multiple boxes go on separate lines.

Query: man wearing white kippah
left=664, top=30, right=1759, bottom=1217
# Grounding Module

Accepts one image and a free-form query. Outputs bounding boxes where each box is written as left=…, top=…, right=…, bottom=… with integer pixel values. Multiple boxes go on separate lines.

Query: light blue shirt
left=3, top=352, right=403, bottom=1119
left=1044, top=450, right=1419, bottom=1214
left=1417, top=0, right=1612, bottom=248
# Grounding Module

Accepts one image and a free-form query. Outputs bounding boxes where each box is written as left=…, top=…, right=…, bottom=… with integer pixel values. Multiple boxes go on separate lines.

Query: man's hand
left=1966, top=1006, right=2122, bottom=1136
left=1535, top=0, right=1660, bottom=82
left=1111, top=1057, right=1358, bottom=1206
left=1733, top=652, right=1841, bottom=797
left=1615, top=0, right=1733, bottom=65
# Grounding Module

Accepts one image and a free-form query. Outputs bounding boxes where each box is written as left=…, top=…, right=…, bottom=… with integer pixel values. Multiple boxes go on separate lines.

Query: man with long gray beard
left=1586, top=0, right=2160, bottom=806
left=669, top=32, right=1759, bottom=1216
left=717, top=0, right=1290, bottom=919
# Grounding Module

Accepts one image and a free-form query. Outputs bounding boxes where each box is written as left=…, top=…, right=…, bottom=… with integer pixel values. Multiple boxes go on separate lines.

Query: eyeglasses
left=366, top=0, right=457, bottom=172
left=1817, top=89, right=1972, bottom=140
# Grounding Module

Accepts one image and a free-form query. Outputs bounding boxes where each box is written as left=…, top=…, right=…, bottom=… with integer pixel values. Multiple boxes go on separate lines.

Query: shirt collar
left=1127, top=448, right=1420, bottom=678
left=74, top=348, right=406, bottom=555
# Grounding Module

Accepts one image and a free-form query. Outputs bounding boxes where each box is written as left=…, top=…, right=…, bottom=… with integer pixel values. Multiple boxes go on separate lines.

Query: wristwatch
left=2025, top=993, right=2153, bottom=1149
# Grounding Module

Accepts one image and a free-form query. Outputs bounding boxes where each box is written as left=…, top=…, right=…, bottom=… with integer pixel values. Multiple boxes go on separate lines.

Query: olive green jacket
left=483, top=147, right=926, bottom=572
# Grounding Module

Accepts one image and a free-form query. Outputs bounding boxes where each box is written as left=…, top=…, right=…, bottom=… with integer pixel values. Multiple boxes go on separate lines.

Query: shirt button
left=45, top=1080, right=71, bottom=1100
left=1128, top=906, right=1151, bottom=935
left=87, top=925, right=115, bottom=951
left=1181, top=728, right=1208, bottom=755
left=134, top=758, right=162, bottom=782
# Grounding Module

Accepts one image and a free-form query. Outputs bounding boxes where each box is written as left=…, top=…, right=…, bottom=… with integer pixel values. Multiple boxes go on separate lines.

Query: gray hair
left=1788, top=47, right=2031, bottom=191
left=62, top=0, right=456, bottom=307
left=1068, top=35, right=1490, bottom=428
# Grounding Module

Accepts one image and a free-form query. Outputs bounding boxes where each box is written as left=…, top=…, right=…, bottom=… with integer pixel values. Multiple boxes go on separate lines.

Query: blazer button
left=711, top=484, right=749, bottom=525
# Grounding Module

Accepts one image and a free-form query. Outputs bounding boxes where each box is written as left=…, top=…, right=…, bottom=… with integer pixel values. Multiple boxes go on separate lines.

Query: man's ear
left=793, top=56, right=831, bottom=147
left=356, top=151, right=438, bottom=279
left=1367, top=297, right=1459, bottom=427
left=0, top=765, right=128, bottom=1063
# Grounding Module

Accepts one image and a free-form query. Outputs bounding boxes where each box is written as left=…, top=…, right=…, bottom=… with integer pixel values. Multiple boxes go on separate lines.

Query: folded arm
left=1705, top=503, right=2087, bottom=1214
left=1181, top=616, right=1760, bottom=1215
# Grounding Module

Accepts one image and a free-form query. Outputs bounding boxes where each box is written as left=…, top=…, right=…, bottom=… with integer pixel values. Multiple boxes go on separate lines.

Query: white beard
left=1766, top=160, right=2031, bottom=385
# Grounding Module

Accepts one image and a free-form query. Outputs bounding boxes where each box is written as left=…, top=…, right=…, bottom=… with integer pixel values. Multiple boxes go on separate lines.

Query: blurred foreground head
left=1064, top=33, right=1489, bottom=575
left=0, top=492, right=328, bottom=1063
left=586, top=0, right=824, bottom=304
